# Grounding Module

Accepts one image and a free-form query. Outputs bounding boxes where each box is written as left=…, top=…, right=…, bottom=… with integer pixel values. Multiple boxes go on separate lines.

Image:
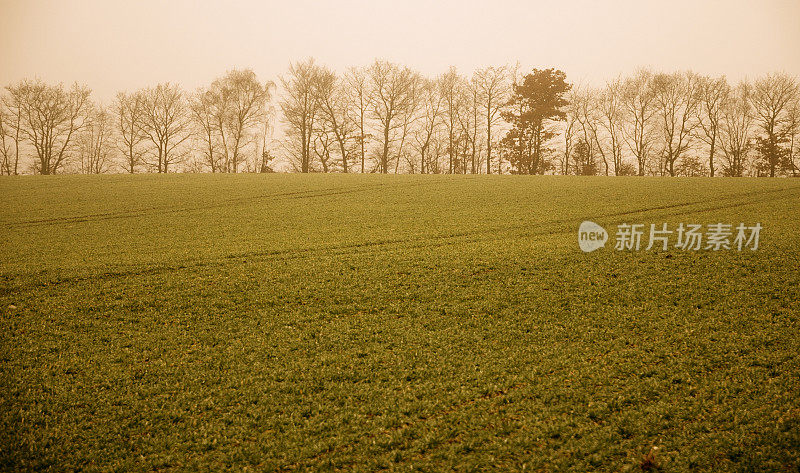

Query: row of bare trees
left=278, top=59, right=513, bottom=175
left=0, top=82, right=91, bottom=175
left=1, top=62, right=798, bottom=177
left=0, top=71, right=273, bottom=175
left=565, top=70, right=800, bottom=177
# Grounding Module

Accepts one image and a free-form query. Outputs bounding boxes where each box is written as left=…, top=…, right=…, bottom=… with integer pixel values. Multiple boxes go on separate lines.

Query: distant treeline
left=1, top=60, right=798, bottom=177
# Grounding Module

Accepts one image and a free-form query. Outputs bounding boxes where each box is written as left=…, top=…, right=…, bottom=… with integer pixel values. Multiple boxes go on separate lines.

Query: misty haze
left=1, top=1, right=799, bottom=471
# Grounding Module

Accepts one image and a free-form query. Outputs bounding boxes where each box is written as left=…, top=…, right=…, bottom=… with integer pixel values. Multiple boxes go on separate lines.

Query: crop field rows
left=1, top=174, right=799, bottom=471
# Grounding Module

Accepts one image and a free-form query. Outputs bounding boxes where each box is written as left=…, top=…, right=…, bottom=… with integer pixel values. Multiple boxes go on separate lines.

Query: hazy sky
left=1, top=0, right=799, bottom=101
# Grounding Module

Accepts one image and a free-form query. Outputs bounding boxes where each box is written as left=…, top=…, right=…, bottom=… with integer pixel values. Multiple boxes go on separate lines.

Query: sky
left=1, top=0, right=799, bottom=102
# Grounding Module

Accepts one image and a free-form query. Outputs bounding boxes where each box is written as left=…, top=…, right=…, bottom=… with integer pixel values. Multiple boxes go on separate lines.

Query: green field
left=1, top=174, right=799, bottom=471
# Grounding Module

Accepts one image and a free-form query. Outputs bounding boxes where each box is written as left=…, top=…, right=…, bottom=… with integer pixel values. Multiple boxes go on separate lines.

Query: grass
left=0, top=173, right=799, bottom=471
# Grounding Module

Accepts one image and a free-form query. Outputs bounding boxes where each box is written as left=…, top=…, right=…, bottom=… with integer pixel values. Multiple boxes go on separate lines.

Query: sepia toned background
left=1, top=0, right=799, bottom=102
left=0, top=0, right=799, bottom=177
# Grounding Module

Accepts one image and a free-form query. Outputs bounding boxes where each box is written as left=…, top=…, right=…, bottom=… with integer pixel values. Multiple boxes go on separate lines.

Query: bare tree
left=190, top=89, right=223, bottom=172
left=280, top=59, right=321, bottom=173
left=572, top=85, right=606, bottom=175
left=0, top=88, right=23, bottom=175
left=77, top=104, right=114, bottom=174
left=719, top=82, right=753, bottom=177
left=413, top=78, right=444, bottom=174
left=345, top=66, right=372, bottom=173
left=620, top=69, right=657, bottom=176
left=750, top=72, right=798, bottom=177
left=439, top=67, right=463, bottom=174
left=696, top=75, right=730, bottom=177
left=315, top=66, right=356, bottom=172
left=140, top=83, right=192, bottom=173
left=312, top=120, right=335, bottom=172
left=255, top=99, right=277, bottom=173
left=787, top=94, right=800, bottom=176
left=0, top=106, right=11, bottom=175
left=369, top=60, right=417, bottom=174
left=394, top=73, right=423, bottom=174
left=457, top=78, right=483, bottom=174
left=653, top=71, right=701, bottom=176
left=474, top=66, right=510, bottom=174
left=114, top=91, right=147, bottom=173
left=598, top=80, right=628, bottom=175
left=8, top=80, right=92, bottom=174
left=203, top=69, right=271, bottom=173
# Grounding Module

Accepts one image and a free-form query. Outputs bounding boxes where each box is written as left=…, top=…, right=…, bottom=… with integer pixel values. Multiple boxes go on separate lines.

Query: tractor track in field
left=0, top=178, right=457, bottom=229
left=2, top=178, right=791, bottom=230
left=1, top=186, right=797, bottom=293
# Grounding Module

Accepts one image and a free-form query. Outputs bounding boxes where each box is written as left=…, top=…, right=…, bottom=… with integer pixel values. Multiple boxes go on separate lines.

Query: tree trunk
left=486, top=106, right=492, bottom=174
